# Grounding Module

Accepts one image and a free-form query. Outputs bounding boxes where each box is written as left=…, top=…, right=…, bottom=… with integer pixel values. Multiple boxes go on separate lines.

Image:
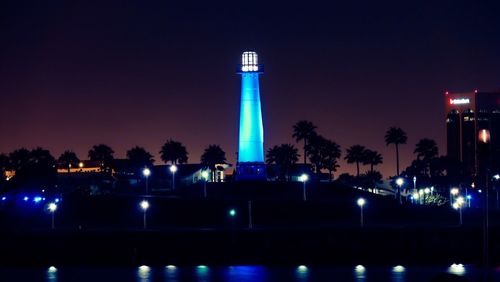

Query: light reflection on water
left=137, top=265, right=151, bottom=282
left=24, top=263, right=497, bottom=282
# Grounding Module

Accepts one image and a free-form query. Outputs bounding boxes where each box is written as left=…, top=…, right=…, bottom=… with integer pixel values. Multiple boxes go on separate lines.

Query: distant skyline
left=1, top=0, right=500, bottom=178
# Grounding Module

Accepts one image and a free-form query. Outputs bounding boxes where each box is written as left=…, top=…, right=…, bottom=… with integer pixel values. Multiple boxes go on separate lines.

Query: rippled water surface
left=1, top=264, right=499, bottom=281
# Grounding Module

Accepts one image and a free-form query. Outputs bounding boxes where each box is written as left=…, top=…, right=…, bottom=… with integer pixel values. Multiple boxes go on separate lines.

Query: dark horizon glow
left=1, top=1, right=500, bottom=178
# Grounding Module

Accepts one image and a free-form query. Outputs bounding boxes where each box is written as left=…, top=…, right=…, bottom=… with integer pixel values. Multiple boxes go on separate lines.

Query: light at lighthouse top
left=241, top=51, right=259, bottom=72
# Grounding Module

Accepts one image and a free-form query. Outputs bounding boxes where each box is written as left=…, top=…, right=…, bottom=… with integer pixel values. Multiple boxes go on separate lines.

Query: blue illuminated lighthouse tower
left=236, top=51, right=266, bottom=181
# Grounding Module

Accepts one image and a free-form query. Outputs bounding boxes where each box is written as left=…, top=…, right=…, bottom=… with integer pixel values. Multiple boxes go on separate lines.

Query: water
left=0, top=264, right=498, bottom=281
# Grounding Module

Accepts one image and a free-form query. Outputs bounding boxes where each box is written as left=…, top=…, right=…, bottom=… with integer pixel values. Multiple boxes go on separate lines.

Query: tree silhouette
left=266, top=144, right=299, bottom=181
left=9, top=148, right=30, bottom=172
left=88, top=144, right=114, bottom=172
left=201, top=145, right=227, bottom=179
left=363, top=149, right=383, bottom=173
left=160, top=139, right=188, bottom=165
left=385, top=127, right=408, bottom=176
left=127, top=146, right=154, bottom=169
left=414, top=138, right=439, bottom=161
left=292, top=120, right=317, bottom=165
left=345, top=145, right=366, bottom=177
left=414, top=138, right=439, bottom=177
left=305, top=135, right=342, bottom=180
left=58, top=150, right=80, bottom=173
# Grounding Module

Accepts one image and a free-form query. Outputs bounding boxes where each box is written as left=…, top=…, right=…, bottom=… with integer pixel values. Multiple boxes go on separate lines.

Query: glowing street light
left=140, top=200, right=149, bottom=229
left=170, top=165, right=178, bottom=191
left=48, top=202, right=57, bottom=230
left=299, top=174, right=309, bottom=201
left=229, top=208, right=237, bottom=217
left=450, top=187, right=459, bottom=207
left=396, top=178, right=404, bottom=204
left=201, top=170, right=210, bottom=198
left=454, top=196, right=465, bottom=225
left=357, top=198, right=366, bottom=228
left=142, top=168, right=151, bottom=194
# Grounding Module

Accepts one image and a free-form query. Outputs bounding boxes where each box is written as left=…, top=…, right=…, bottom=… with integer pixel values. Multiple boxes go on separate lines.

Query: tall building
left=445, top=90, right=500, bottom=176
left=235, top=51, right=266, bottom=181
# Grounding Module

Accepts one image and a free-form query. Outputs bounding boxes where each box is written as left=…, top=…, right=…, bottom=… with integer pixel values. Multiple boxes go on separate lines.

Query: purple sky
left=1, top=0, right=500, bottom=178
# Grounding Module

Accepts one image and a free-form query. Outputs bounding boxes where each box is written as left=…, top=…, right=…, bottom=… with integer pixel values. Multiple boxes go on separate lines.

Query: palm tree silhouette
left=345, top=145, right=366, bottom=177
left=266, top=144, right=299, bottom=181
left=384, top=127, right=408, bottom=176
left=127, top=146, right=154, bottom=169
left=58, top=150, right=80, bottom=174
left=414, top=138, right=439, bottom=177
left=292, top=120, right=317, bottom=165
left=160, top=139, right=188, bottom=165
left=363, top=149, right=383, bottom=173
left=88, top=144, right=114, bottom=173
left=201, top=145, right=227, bottom=181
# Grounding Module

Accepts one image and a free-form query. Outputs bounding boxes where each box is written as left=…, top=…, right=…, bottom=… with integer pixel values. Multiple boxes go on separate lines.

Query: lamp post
left=140, top=200, right=149, bottom=229
left=494, top=174, right=500, bottom=209
left=413, top=176, right=416, bottom=193
left=300, top=174, right=309, bottom=201
left=170, top=165, right=178, bottom=191
left=48, top=202, right=57, bottom=230
left=396, top=178, right=404, bottom=204
left=357, top=198, right=366, bottom=228
left=142, top=168, right=151, bottom=194
left=451, top=188, right=459, bottom=207
left=201, top=170, right=209, bottom=198
left=454, top=196, right=465, bottom=225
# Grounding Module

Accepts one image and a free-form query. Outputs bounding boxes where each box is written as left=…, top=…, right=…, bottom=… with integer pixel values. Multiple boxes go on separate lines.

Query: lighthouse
left=236, top=51, right=266, bottom=181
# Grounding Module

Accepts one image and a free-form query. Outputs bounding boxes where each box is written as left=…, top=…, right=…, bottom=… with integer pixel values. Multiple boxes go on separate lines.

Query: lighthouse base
left=235, top=162, right=267, bottom=181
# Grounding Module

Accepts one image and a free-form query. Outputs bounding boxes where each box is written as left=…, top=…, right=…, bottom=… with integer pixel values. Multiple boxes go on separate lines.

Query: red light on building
left=478, top=129, right=490, bottom=144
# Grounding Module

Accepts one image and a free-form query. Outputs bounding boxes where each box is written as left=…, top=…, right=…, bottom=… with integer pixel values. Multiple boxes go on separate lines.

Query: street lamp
left=357, top=198, right=366, bottom=228
left=201, top=170, right=209, bottom=198
left=454, top=196, right=465, bottom=225
left=140, top=200, right=149, bottom=229
left=413, top=176, right=417, bottom=192
left=299, top=174, right=309, bottom=201
left=170, top=165, right=178, bottom=191
left=48, top=202, right=57, bottom=230
left=142, top=168, right=151, bottom=194
left=396, top=178, right=404, bottom=204
left=450, top=187, right=459, bottom=207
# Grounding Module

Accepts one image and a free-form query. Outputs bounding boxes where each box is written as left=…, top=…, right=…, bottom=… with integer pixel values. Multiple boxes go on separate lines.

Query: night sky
left=1, top=0, right=500, bottom=178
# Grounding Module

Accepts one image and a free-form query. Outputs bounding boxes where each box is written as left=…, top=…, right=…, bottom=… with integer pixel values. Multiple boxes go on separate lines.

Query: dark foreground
left=0, top=225, right=497, bottom=266
left=0, top=182, right=498, bottom=268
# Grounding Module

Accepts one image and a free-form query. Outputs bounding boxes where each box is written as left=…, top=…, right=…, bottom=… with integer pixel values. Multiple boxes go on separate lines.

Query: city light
left=142, top=168, right=151, bottom=177
left=396, top=178, right=404, bottom=186
left=48, top=202, right=57, bottom=212
left=1, top=196, right=6, bottom=201
left=357, top=198, right=366, bottom=207
left=140, top=200, right=149, bottom=229
left=300, top=174, right=309, bottom=201
left=396, top=178, right=403, bottom=204
left=229, top=208, right=236, bottom=217
left=170, top=165, right=177, bottom=191
left=392, top=265, right=405, bottom=272
left=297, top=265, right=308, bottom=273
left=23, top=196, right=29, bottom=202
left=201, top=170, right=209, bottom=180
left=451, top=188, right=459, bottom=195
left=357, top=198, right=365, bottom=228
left=48, top=202, right=57, bottom=230
left=170, top=165, right=178, bottom=173
left=448, top=263, right=466, bottom=276
left=140, top=200, right=149, bottom=211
